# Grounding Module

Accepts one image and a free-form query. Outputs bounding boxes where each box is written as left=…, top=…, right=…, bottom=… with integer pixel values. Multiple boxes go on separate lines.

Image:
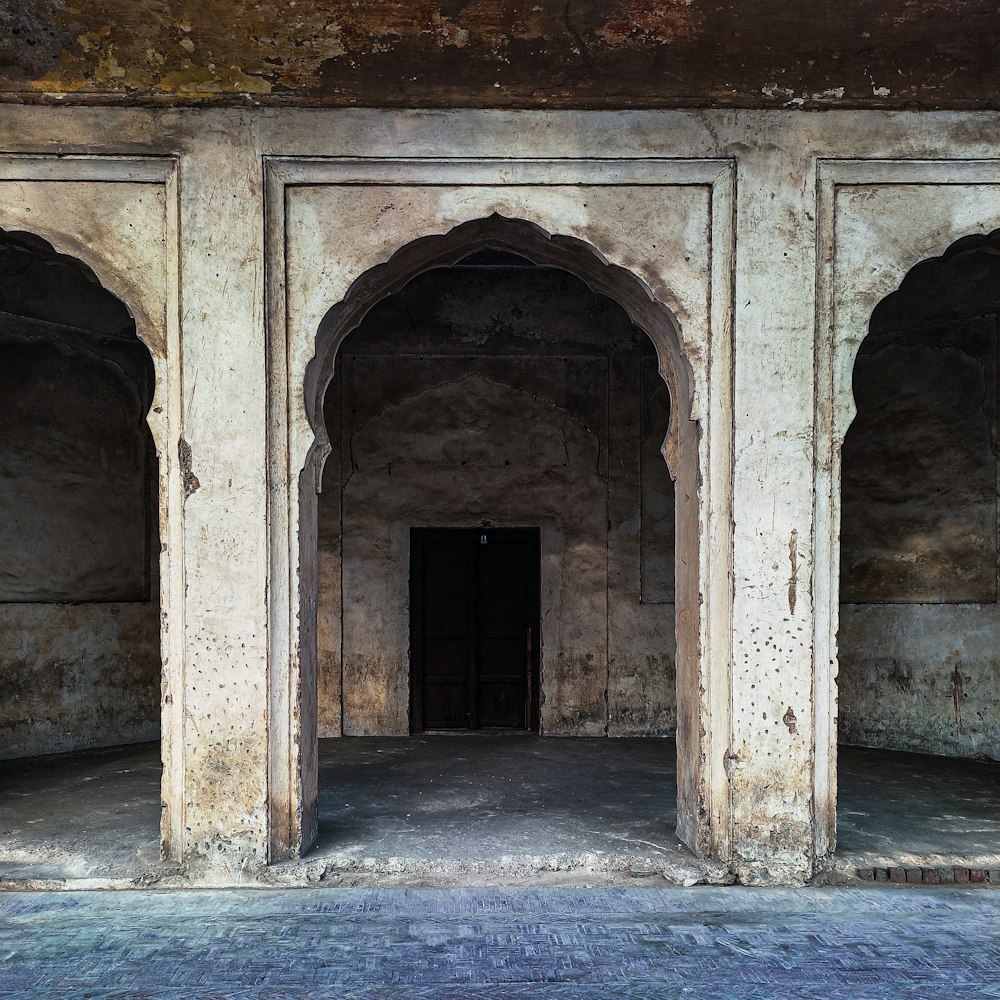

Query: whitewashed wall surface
left=1, top=108, right=999, bottom=884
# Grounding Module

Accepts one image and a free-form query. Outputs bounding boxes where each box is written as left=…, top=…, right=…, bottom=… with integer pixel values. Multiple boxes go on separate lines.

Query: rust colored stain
left=1, top=0, right=997, bottom=108
left=952, top=664, right=964, bottom=732
left=596, top=1, right=702, bottom=46
left=782, top=706, right=797, bottom=735
left=787, top=528, right=798, bottom=616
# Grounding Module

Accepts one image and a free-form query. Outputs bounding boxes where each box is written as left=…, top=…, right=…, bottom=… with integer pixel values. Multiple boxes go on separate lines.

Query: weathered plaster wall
left=839, top=605, right=1000, bottom=759
left=316, top=264, right=676, bottom=737
left=0, top=602, right=159, bottom=759
left=610, top=355, right=676, bottom=735
left=839, top=249, right=1000, bottom=760
left=4, top=107, right=1000, bottom=878
left=0, top=244, right=159, bottom=759
left=0, top=320, right=154, bottom=602
left=2, top=1, right=996, bottom=110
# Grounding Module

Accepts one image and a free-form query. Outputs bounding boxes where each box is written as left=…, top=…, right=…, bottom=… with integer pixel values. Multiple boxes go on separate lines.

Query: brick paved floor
left=2, top=887, right=1000, bottom=998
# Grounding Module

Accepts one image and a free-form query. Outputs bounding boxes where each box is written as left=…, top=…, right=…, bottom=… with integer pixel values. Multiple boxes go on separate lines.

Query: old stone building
left=1, top=2, right=999, bottom=887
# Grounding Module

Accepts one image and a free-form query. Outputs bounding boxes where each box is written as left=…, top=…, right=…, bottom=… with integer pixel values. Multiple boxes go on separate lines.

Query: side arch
left=0, top=224, right=176, bottom=856
left=816, top=201, right=1000, bottom=863
left=839, top=230, right=1000, bottom=756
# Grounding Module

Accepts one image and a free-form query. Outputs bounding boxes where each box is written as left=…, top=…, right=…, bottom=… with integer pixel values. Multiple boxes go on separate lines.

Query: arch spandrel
left=289, top=189, right=704, bottom=348
left=0, top=181, right=169, bottom=362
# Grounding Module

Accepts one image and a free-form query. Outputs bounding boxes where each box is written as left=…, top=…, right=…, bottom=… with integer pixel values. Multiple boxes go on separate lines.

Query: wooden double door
left=410, top=528, right=540, bottom=732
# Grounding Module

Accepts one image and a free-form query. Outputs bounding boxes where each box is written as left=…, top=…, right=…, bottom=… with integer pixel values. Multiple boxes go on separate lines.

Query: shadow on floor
left=312, top=736, right=681, bottom=860
left=0, top=741, right=162, bottom=880
left=836, top=744, right=1000, bottom=867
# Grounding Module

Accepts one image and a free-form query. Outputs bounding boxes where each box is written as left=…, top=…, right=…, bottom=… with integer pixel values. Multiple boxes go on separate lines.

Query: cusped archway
left=270, top=213, right=718, bottom=865
left=0, top=229, right=167, bottom=874
left=306, top=215, right=696, bottom=481
left=835, top=230, right=1000, bottom=871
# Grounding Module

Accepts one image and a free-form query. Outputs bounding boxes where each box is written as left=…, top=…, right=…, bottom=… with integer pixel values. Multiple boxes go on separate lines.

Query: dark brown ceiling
left=2, top=0, right=998, bottom=110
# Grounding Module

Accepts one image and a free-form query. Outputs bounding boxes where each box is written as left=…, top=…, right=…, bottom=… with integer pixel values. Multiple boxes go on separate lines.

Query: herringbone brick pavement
left=1, top=887, right=999, bottom=998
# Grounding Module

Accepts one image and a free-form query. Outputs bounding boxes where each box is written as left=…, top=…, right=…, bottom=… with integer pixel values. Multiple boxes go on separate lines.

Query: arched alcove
left=275, top=214, right=709, bottom=863
left=317, top=257, right=678, bottom=742
left=836, top=231, right=1000, bottom=865
left=0, top=230, right=164, bottom=871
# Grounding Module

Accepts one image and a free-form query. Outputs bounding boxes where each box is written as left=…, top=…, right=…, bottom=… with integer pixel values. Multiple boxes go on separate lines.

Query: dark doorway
left=410, top=528, right=540, bottom=733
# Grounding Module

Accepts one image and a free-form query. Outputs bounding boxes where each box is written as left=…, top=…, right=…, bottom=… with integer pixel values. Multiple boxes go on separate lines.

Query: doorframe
left=409, top=526, right=541, bottom=735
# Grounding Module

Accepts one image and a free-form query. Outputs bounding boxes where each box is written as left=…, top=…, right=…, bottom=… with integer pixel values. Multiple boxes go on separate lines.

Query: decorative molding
left=0, top=154, right=174, bottom=184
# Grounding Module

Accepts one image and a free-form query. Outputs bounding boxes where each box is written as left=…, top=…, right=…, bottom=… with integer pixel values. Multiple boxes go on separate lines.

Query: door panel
left=411, top=528, right=539, bottom=732
left=421, top=682, right=468, bottom=730
left=425, top=594, right=471, bottom=635
left=476, top=538, right=528, bottom=728
left=479, top=595, right=523, bottom=634
left=423, top=639, right=470, bottom=680
left=478, top=681, right=523, bottom=729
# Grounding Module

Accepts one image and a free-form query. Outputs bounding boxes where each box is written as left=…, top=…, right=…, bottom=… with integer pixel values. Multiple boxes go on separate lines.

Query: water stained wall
left=3, top=0, right=995, bottom=110
left=840, top=247, right=1000, bottom=760
left=316, top=259, right=676, bottom=737
left=0, top=240, right=159, bottom=759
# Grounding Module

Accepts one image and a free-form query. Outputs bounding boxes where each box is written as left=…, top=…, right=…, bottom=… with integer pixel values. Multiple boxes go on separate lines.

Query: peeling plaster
left=787, top=529, right=798, bottom=616
left=783, top=706, right=797, bottom=735
left=179, top=439, right=201, bottom=498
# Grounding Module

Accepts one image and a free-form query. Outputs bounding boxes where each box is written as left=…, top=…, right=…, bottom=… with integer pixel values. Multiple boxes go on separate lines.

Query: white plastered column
left=173, top=131, right=271, bottom=866
left=725, top=145, right=825, bottom=884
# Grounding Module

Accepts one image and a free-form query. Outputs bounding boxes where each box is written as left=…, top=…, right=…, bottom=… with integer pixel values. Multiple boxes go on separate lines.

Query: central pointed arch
left=271, top=212, right=720, bottom=864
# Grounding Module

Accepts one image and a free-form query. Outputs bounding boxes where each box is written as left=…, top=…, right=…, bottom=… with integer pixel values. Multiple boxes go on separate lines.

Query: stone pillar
left=728, top=144, right=823, bottom=884
left=175, top=129, right=271, bottom=868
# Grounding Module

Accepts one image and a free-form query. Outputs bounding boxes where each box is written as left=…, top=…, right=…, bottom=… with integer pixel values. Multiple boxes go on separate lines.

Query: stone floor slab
left=1, top=737, right=998, bottom=886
